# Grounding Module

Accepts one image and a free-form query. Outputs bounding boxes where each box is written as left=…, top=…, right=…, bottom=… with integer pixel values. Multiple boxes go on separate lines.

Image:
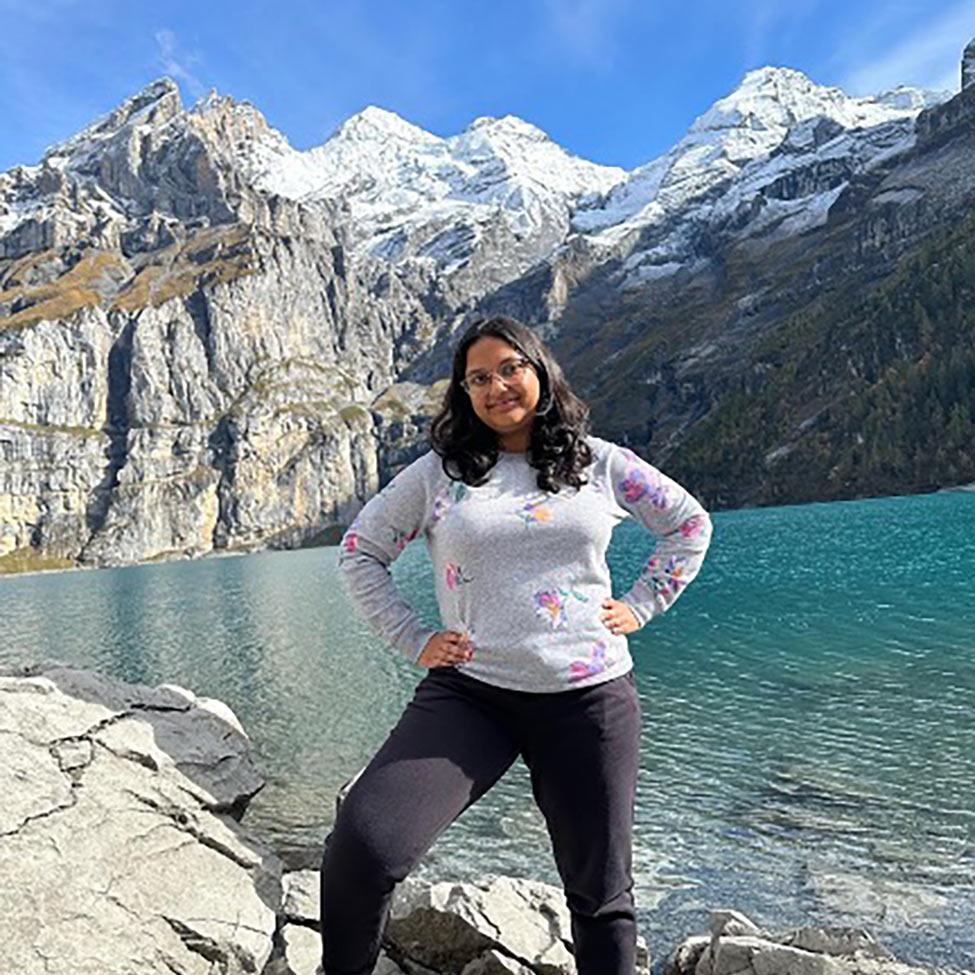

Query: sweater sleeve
left=337, top=452, right=439, bottom=664
left=605, top=442, right=713, bottom=627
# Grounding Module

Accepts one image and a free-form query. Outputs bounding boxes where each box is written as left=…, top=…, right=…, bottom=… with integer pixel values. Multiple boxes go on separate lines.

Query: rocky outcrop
left=0, top=662, right=279, bottom=974
left=273, top=868, right=651, bottom=975
left=0, top=81, right=443, bottom=572
left=665, top=909, right=955, bottom=975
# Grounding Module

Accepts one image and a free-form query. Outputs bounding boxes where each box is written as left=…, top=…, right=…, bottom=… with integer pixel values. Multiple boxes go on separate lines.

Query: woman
left=321, top=315, right=712, bottom=974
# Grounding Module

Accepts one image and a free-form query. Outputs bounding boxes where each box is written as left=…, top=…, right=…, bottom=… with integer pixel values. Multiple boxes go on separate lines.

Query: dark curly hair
left=429, top=315, right=593, bottom=493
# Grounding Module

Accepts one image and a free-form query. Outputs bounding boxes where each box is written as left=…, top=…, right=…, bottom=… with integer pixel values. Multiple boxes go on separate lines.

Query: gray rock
left=385, top=872, right=650, bottom=975
left=460, top=948, right=537, bottom=974
left=0, top=664, right=280, bottom=974
left=668, top=910, right=946, bottom=975
left=282, top=869, right=320, bottom=925
left=710, top=909, right=767, bottom=940
left=280, top=924, right=407, bottom=975
left=387, top=874, right=576, bottom=974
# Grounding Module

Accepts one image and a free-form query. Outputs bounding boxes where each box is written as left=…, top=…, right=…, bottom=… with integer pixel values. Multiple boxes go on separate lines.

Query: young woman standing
left=321, top=314, right=713, bottom=974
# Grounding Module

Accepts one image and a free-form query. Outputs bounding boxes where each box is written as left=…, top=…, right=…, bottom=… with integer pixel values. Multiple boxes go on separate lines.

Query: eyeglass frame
left=460, top=355, right=537, bottom=396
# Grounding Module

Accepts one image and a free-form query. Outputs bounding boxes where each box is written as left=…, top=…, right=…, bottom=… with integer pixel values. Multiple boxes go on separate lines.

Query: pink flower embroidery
left=679, top=515, right=708, bottom=538
left=644, top=554, right=688, bottom=597
left=569, top=640, right=611, bottom=682
left=619, top=462, right=669, bottom=509
left=532, top=582, right=589, bottom=628
left=445, top=562, right=473, bottom=590
left=393, top=527, right=419, bottom=552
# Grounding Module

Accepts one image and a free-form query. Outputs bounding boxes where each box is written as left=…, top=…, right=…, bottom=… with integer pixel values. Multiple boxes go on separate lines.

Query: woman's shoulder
left=583, top=434, right=620, bottom=463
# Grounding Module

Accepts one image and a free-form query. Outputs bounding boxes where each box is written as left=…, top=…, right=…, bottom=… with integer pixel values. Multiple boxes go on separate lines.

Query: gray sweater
left=338, top=435, right=712, bottom=692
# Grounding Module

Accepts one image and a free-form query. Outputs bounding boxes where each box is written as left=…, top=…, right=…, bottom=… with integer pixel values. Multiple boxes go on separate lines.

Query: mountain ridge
left=0, top=54, right=971, bottom=573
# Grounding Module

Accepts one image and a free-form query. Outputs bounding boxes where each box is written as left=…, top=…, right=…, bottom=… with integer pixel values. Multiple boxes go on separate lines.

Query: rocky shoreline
left=0, top=664, right=962, bottom=975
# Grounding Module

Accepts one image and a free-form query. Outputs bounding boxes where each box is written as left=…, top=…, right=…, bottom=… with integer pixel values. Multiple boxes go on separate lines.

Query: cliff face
left=1, top=67, right=973, bottom=572
left=0, top=82, right=443, bottom=569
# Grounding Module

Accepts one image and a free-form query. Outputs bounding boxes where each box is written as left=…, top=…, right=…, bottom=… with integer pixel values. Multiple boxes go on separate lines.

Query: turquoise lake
left=1, top=489, right=972, bottom=970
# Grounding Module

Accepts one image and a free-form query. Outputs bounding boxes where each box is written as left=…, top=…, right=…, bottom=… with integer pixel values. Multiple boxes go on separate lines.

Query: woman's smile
left=490, top=396, right=521, bottom=411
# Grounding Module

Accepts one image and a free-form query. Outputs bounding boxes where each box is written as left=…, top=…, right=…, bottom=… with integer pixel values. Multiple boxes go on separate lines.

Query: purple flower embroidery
left=644, top=554, right=688, bottom=597
left=619, top=464, right=669, bottom=509
left=532, top=582, right=590, bottom=628
left=569, top=640, right=611, bottom=682
left=534, top=588, right=568, bottom=628
left=430, top=481, right=470, bottom=525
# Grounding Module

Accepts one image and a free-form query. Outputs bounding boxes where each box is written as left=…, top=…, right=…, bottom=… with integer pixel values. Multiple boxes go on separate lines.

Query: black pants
left=319, top=666, right=642, bottom=974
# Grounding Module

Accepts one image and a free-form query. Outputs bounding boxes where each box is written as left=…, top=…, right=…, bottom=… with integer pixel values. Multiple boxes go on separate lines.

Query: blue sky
left=0, top=0, right=970, bottom=173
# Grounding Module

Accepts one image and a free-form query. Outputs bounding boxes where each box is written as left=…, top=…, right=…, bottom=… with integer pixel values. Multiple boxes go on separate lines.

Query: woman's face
left=463, top=336, right=541, bottom=448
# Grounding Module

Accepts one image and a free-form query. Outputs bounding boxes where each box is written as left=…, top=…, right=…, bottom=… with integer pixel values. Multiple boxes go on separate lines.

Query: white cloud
left=840, top=2, right=973, bottom=96
left=154, top=28, right=207, bottom=100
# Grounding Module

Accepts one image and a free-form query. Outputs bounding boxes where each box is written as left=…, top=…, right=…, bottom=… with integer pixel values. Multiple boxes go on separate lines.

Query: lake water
left=1, top=490, right=973, bottom=970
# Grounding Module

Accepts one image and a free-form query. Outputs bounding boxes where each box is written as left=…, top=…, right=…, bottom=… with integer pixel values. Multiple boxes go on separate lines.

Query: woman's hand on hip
left=418, top=630, right=475, bottom=668
left=600, top=598, right=641, bottom=635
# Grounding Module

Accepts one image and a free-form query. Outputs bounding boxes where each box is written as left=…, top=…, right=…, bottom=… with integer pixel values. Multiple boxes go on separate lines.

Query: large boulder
left=665, top=909, right=946, bottom=975
left=0, top=663, right=280, bottom=974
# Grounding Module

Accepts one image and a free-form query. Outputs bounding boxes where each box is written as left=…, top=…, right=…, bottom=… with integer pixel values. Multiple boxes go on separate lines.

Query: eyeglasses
left=460, top=356, right=535, bottom=395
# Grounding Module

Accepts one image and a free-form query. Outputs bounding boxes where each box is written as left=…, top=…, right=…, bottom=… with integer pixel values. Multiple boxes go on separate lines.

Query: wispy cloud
left=741, top=0, right=822, bottom=70
left=155, top=28, right=207, bottom=100
left=840, top=2, right=972, bottom=95
left=541, top=0, right=634, bottom=67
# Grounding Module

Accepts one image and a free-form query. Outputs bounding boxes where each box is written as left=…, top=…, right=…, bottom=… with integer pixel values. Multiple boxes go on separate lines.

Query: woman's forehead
left=465, top=336, right=520, bottom=370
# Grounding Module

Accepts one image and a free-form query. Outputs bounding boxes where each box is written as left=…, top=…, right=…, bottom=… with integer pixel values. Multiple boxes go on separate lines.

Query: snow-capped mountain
left=569, top=68, right=947, bottom=287
left=0, top=58, right=969, bottom=573
left=246, top=105, right=626, bottom=276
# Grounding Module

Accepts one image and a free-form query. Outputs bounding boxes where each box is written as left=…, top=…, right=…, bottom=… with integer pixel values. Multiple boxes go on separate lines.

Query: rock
left=282, top=869, right=320, bottom=925
left=460, top=948, right=538, bottom=974
left=279, top=924, right=406, bottom=975
left=387, top=874, right=576, bottom=974
left=0, top=664, right=280, bottom=974
left=386, top=872, right=650, bottom=975
left=709, top=908, right=767, bottom=940
left=663, top=935, right=709, bottom=975
left=668, top=909, right=946, bottom=975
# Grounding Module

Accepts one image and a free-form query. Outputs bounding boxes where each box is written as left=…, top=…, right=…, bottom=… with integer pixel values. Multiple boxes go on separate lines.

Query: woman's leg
left=320, top=669, right=520, bottom=975
left=519, top=672, right=642, bottom=975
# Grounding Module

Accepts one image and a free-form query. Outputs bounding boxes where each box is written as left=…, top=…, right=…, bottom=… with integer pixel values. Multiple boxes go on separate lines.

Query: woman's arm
left=606, top=442, right=713, bottom=627
left=337, top=453, right=439, bottom=663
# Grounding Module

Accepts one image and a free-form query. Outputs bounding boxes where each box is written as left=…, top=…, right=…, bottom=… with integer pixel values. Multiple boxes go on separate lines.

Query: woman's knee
left=325, top=785, right=417, bottom=882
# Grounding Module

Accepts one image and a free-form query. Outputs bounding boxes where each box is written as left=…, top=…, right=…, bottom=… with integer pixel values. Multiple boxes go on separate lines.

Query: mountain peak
left=331, top=106, right=439, bottom=145
left=43, top=77, right=183, bottom=165
left=738, top=65, right=817, bottom=91
left=466, top=114, right=550, bottom=141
